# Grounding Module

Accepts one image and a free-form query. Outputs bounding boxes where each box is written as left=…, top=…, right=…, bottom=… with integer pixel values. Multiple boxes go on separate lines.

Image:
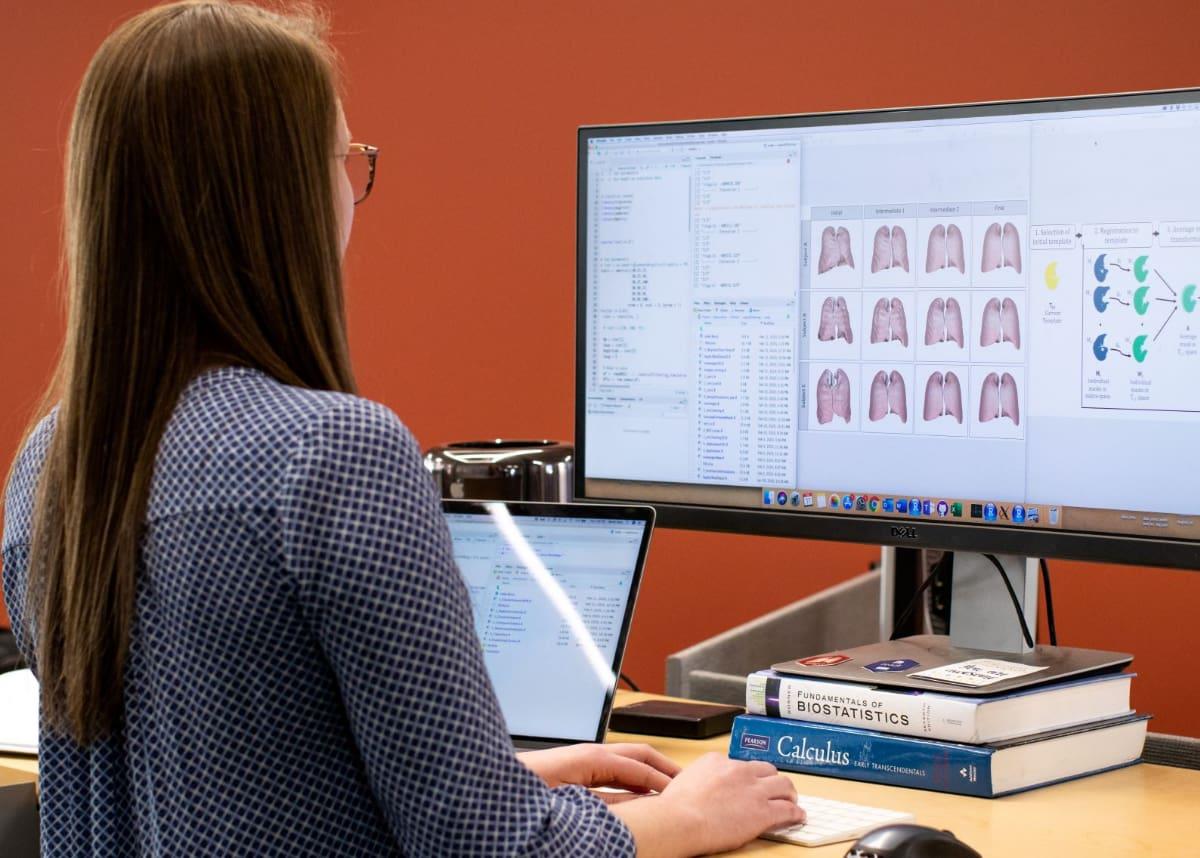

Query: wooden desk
left=608, top=691, right=1199, bottom=856
left=2, top=691, right=1196, bottom=855
left=0, top=755, right=37, bottom=788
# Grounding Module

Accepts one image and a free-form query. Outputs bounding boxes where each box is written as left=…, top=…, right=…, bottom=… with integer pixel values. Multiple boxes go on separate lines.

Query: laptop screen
left=444, top=502, right=651, bottom=743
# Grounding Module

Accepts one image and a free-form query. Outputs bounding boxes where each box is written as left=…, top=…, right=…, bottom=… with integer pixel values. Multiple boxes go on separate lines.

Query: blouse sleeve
left=277, top=398, right=634, bottom=857
left=2, top=410, right=59, bottom=674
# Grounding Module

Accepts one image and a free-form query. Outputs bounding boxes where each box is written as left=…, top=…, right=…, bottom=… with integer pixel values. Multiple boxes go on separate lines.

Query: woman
left=1, top=2, right=805, bottom=854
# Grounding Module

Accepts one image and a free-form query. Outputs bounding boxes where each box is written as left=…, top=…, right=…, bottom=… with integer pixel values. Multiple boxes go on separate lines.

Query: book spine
left=729, top=714, right=995, bottom=797
left=746, top=673, right=979, bottom=743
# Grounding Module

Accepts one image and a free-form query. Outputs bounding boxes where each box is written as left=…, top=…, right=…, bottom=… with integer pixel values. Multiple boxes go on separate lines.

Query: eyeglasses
left=340, top=143, right=378, bottom=205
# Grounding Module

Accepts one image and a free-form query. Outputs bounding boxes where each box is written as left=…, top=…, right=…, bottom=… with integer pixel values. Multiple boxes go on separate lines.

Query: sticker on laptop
left=910, top=659, right=1049, bottom=688
left=796, top=653, right=852, bottom=667
left=864, top=658, right=919, bottom=673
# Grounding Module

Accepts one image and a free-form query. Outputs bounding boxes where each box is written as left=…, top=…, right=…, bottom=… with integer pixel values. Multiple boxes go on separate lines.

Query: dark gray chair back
left=0, top=782, right=39, bottom=857
left=1144, top=732, right=1200, bottom=770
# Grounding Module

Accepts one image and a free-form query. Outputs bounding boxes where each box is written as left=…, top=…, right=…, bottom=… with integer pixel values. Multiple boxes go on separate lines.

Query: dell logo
left=891, top=525, right=918, bottom=540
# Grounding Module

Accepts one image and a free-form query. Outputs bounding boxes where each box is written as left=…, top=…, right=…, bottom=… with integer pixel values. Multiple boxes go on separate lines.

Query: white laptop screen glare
left=445, top=507, right=647, bottom=742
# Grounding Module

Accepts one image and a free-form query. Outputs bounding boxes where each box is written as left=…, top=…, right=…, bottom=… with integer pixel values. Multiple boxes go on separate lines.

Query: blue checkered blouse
left=2, top=366, right=635, bottom=856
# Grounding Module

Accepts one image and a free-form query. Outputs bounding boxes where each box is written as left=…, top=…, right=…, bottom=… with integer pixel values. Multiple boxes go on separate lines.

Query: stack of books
left=728, top=667, right=1148, bottom=797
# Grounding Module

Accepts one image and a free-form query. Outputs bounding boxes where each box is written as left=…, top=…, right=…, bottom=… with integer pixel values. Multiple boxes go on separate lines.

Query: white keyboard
left=761, top=794, right=915, bottom=847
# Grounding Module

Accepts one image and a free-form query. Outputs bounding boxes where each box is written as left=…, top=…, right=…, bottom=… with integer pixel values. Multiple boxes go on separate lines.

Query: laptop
left=442, top=500, right=654, bottom=749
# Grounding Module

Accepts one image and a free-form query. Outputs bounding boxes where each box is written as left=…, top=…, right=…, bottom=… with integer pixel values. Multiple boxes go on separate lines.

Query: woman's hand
left=518, top=742, right=681, bottom=793
left=611, top=753, right=805, bottom=858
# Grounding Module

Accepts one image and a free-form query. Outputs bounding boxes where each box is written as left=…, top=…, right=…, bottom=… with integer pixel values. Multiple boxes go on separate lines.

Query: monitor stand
left=863, top=547, right=1134, bottom=695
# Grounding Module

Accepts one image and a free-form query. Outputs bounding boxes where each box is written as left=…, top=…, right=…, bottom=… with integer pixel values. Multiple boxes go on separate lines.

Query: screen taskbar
left=580, top=478, right=1200, bottom=543
left=760, top=487, right=1199, bottom=540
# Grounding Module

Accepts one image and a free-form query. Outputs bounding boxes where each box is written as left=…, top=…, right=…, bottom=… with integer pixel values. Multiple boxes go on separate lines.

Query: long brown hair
left=15, top=0, right=355, bottom=743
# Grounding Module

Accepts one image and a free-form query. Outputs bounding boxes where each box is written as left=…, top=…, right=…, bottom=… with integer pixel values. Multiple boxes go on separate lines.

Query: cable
left=889, top=552, right=949, bottom=641
left=982, top=553, right=1035, bottom=649
left=619, top=672, right=641, bottom=692
left=1039, top=558, right=1058, bottom=646
left=890, top=553, right=1044, bottom=649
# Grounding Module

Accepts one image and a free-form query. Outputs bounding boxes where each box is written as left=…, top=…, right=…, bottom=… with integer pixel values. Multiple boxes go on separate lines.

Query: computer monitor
left=575, top=89, right=1200, bottom=667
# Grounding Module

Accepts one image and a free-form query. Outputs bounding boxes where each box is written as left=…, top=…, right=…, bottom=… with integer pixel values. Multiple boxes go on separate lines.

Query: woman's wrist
left=610, top=794, right=705, bottom=858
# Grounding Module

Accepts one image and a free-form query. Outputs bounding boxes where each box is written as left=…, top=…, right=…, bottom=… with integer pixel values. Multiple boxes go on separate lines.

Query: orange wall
left=3, top=1, right=1199, bottom=735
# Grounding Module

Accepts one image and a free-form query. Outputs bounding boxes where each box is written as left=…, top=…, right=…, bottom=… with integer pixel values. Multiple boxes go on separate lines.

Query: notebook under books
left=443, top=500, right=654, bottom=749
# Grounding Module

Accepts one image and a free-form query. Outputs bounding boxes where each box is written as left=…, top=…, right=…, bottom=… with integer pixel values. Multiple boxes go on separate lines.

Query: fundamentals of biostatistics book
left=746, top=669, right=1133, bottom=743
left=728, top=712, right=1148, bottom=797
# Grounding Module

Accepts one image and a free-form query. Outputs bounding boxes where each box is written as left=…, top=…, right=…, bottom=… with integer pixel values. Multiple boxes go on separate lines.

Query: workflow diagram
left=1038, top=221, right=1200, bottom=413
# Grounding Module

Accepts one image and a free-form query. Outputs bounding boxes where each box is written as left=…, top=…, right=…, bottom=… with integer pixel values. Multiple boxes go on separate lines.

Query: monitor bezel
left=575, top=87, right=1200, bottom=571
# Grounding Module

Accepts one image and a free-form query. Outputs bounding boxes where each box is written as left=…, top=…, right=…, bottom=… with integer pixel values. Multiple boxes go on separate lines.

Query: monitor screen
left=576, top=90, right=1200, bottom=567
left=444, top=504, right=649, bottom=742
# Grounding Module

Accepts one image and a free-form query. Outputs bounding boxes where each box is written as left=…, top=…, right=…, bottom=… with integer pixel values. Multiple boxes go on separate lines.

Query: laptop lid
left=442, top=500, right=654, bottom=748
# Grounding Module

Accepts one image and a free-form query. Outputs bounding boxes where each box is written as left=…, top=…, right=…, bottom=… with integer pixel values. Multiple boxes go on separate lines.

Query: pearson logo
left=740, top=733, right=771, bottom=752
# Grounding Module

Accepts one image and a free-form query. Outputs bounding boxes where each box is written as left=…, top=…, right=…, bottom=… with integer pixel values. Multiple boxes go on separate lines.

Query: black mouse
left=845, top=823, right=981, bottom=858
